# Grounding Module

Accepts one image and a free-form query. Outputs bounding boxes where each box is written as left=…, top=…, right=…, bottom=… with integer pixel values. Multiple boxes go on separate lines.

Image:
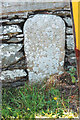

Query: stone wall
left=0, top=2, right=77, bottom=87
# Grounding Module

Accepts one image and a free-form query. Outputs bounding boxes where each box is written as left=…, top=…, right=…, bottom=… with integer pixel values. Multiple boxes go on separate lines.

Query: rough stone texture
left=0, top=35, right=23, bottom=43
left=0, top=35, right=10, bottom=41
left=53, top=10, right=71, bottom=17
left=0, top=12, right=28, bottom=19
left=24, top=14, right=65, bottom=82
left=63, top=17, right=72, bottom=27
left=2, top=78, right=28, bottom=87
left=66, top=35, right=74, bottom=50
left=66, top=27, right=73, bottom=35
left=0, top=1, right=76, bottom=87
left=1, top=25, right=22, bottom=35
left=16, top=34, right=24, bottom=38
left=0, top=69, right=27, bottom=83
left=0, top=19, right=10, bottom=24
left=68, top=56, right=76, bottom=65
left=0, top=44, right=23, bottom=68
left=7, top=19, right=25, bottom=24
left=2, top=57, right=27, bottom=70
left=7, top=37, right=23, bottom=43
left=67, top=52, right=77, bottom=66
left=1, top=2, right=69, bottom=14
left=7, top=12, right=28, bottom=19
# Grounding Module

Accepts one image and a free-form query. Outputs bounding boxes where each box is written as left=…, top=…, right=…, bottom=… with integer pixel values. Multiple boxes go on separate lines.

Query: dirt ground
left=44, top=72, right=79, bottom=112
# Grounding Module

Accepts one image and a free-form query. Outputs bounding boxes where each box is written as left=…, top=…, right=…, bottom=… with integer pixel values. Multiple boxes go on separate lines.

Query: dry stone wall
left=0, top=2, right=77, bottom=87
left=0, top=11, right=28, bottom=87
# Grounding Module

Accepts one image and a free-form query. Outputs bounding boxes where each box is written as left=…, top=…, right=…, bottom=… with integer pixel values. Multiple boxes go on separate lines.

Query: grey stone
left=7, top=14, right=17, bottom=19
left=1, top=2, right=69, bottom=15
left=66, top=35, right=75, bottom=50
left=7, top=12, right=28, bottom=19
left=68, top=53, right=76, bottom=57
left=28, top=11, right=34, bottom=15
left=0, top=35, right=10, bottom=41
left=63, top=17, right=72, bottom=26
left=1, top=25, right=22, bottom=35
left=2, top=79, right=28, bottom=87
left=0, top=19, right=9, bottom=24
left=16, top=34, right=24, bottom=38
left=53, top=10, right=71, bottom=17
left=7, top=19, right=25, bottom=24
left=0, top=14, right=8, bottom=19
left=17, top=12, right=28, bottom=19
left=0, top=69, right=27, bottom=83
left=63, top=7, right=70, bottom=11
left=28, top=15, right=34, bottom=19
left=67, top=66, right=76, bottom=70
left=5, top=57, right=27, bottom=70
left=24, top=14, right=65, bottom=83
left=68, top=56, right=77, bottom=64
left=66, top=27, right=73, bottom=34
left=67, top=53, right=76, bottom=64
left=0, top=44, right=23, bottom=68
left=0, top=35, right=3, bottom=41
left=7, top=37, right=23, bottom=43
left=0, top=26, right=2, bottom=35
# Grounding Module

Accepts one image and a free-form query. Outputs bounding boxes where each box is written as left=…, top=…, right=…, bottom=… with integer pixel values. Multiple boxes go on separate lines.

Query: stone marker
left=24, top=14, right=65, bottom=83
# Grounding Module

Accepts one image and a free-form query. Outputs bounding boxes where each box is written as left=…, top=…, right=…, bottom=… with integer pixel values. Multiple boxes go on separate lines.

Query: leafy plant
left=67, top=67, right=77, bottom=83
left=2, top=82, right=78, bottom=119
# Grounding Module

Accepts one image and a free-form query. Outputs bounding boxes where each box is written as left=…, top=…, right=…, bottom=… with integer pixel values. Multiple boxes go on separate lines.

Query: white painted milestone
left=24, top=14, right=65, bottom=83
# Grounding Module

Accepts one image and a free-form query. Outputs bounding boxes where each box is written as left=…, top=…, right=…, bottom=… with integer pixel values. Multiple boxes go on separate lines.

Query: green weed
left=2, top=82, right=75, bottom=119
left=67, top=67, right=77, bottom=84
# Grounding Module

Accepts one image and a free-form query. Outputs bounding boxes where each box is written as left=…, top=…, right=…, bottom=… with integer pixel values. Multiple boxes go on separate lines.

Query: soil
left=44, top=72, right=79, bottom=112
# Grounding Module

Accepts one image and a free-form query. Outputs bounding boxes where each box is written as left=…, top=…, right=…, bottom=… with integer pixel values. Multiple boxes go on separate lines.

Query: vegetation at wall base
left=2, top=77, right=79, bottom=119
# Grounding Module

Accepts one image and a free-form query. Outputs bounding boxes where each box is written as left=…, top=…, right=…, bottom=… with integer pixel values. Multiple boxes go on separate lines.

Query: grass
left=2, top=79, right=79, bottom=119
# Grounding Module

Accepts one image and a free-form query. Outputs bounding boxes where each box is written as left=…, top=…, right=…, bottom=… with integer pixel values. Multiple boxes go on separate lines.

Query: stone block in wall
left=0, top=14, right=8, bottom=19
left=67, top=52, right=76, bottom=57
left=63, top=17, right=72, bottom=27
left=1, top=25, right=22, bottom=35
left=68, top=56, right=76, bottom=65
left=8, top=34, right=24, bottom=43
left=67, top=52, right=76, bottom=65
left=24, top=14, right=65, bottom=83
left=53, top=10, right=71, bottom=17
left=66, top=27, right=73, bottom=35
left=0, top=44, right=24, bottom=68
left=0, top=19, right=10, bottom=24
left=0, top=35, right=10, bottom=41
left=0, top=12, right=28, bottom=19
left=7, top=12, right=28, bottom=19
left=4, top=57, right=27, bottom=70
left=16, top=34, right=24, bottom=38
left=7, top=37, right=23, bottom=43
left=6, top=19, right=25, bottom=25
left=2, top=78, right=28, bottom=87
left=1, top=2, right=69, bottom=15
left=0, top=69, right=27, bottom=86
left=66, top=35, right=75, bottom=50
left=0, top=34, right=24, bottom=43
